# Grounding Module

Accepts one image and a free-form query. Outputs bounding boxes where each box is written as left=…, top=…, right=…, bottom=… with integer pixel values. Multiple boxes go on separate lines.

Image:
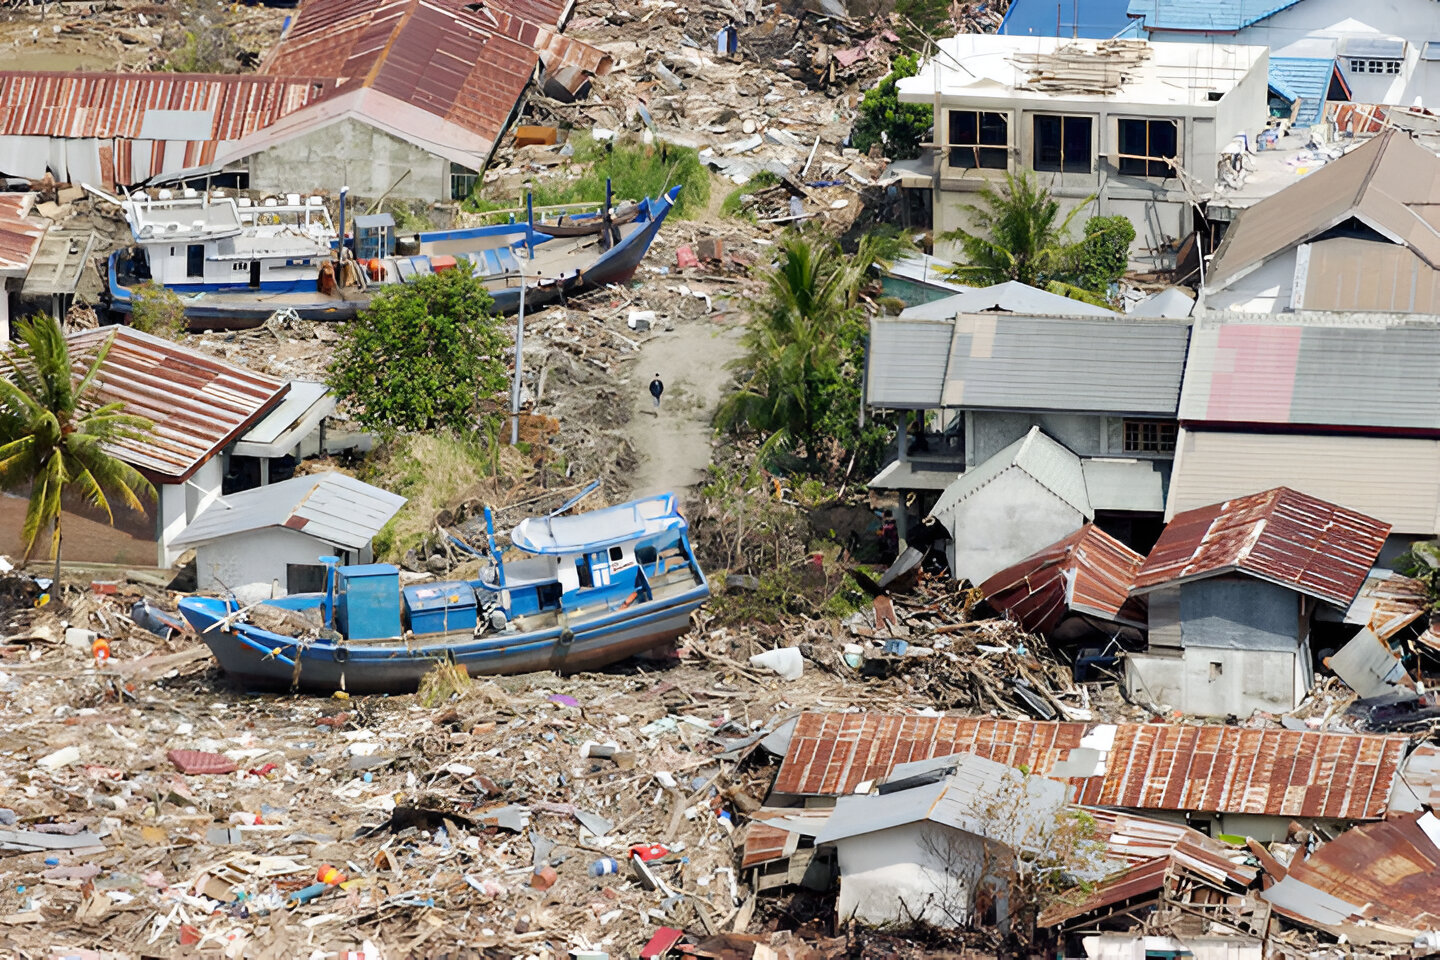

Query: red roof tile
left=774, top=713, right=1407, bottom=820
left=1133, top=487, right=1390, bottom=607
left=167, top=749, right=237, bottom=775
left=979, top=524, right=1147, bottom=633
left=69, top=326, right=287, bottom=482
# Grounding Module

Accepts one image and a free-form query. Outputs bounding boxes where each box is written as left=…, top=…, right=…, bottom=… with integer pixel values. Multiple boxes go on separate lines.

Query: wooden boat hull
left=106, top=187, right=678, bottom=331
left=177, top=582, right=707, bottom=693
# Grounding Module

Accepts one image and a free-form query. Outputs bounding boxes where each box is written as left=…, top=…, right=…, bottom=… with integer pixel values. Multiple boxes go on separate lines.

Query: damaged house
left=0, top=0, right=612, bottom=200
left=0, top=327, right=335, bottom=568
left=1126, top=487, right=1390, bottom=718
left=895, top=35, right=1269, bottom=266
left=865, top=309, right=1193, bottom=581
left=1168, top=315, right=1440, bottom=551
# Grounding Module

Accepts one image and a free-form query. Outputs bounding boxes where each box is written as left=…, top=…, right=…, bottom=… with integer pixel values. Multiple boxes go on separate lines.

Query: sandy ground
left=622, top=316, right=744, bottom=503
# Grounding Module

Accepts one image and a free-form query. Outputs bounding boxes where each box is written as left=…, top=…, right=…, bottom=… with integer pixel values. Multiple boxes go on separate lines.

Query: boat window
left=249, top=261, right=261, bottom=288
left=636, top=544, right=658, bottom=567
left=608, top=546, right=624, bottom=563
left=575, top=557, right=592, bottom=588
left=186, top=244, right=204, bottom=278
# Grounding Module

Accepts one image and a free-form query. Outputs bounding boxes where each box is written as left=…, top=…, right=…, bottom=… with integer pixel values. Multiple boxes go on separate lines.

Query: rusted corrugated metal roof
left=1264, top=811, right=1440, bottom=942
left=1133, top=487, right=1390, bottom=607
left=0, top=194, right=46, bottom=274
left=261, top=0, right=606, bottom=151
left=979, top=524, right=1148, bottom=633
left=0, top=72, right=330, bottom=140
left=773, top=713, right=1407, bottom=819
left=68, top=326, right=287, bottom=483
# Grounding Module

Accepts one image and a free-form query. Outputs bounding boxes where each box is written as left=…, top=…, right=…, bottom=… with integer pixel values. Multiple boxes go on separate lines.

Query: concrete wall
left=0, top=487, right=158, bottom=568
left=1128, top=645, right=1304, bottom=717
left=966, top=412, right=1178, bottom=468
left=937, top=469, right=1086, bottom=583
left=1204, top=252, right=1296, bottom=312
left=927, top=58, right=1268, bottom=266
left=245, top=117, right=451, bottom=201
left=833, top=822, right=992, bottom=928
left=194, top=527, right=354, bottom=596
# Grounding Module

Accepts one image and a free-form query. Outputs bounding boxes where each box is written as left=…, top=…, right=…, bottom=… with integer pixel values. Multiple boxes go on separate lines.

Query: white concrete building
left=896, top=35, right=1270, bottom=268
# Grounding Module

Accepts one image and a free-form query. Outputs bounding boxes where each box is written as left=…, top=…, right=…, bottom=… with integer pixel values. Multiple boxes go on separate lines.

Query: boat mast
left=510, top=191, right=531, bottom=446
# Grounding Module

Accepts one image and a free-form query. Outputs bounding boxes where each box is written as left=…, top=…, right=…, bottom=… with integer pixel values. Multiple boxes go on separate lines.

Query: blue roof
left=1126, top=0, right=1303, bottom=31
left=1000, top=0, right=1140, bottom=37
left=1269, top=58, right=1334, bottom=126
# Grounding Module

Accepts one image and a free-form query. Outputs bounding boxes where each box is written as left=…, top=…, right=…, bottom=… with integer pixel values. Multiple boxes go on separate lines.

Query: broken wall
left=244, top=117, right=449, bottom=201
left=969, top=411, right=1106, bottom=467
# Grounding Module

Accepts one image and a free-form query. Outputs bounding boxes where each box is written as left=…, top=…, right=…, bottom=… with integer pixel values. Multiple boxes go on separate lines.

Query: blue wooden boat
left=176, top=493, right=709, bottom=693
left=103, top=186, right=680, bottom=331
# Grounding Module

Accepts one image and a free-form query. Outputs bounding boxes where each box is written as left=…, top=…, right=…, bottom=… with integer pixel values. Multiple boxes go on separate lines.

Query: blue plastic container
left=403, top=581, right=478, bottom=635
left=589, top=857, right=621, bottom=877
left=334, top=564, right=401, bottom=641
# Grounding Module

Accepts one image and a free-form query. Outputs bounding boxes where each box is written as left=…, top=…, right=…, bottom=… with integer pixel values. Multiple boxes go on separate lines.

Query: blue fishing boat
left=177, top=492, right=709, bottom=693
left=101, top=185, right=680, bottom=330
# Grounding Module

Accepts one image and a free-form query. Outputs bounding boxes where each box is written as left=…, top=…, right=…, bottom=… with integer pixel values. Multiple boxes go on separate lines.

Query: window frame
left=1032, top=113, right=1095, bottom=174
left=1115, top=118, right=1179, bottom=179
left=1347, top=58, right=1402, bottom=74
left=946, top=109, right=1010, bottom=170
left=1122, top=419, right=1178, bottom=454
left=449, top=162, right=478, bottom=201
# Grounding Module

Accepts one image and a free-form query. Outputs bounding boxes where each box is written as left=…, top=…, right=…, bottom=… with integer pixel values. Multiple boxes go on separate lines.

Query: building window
left=1124, top=420, right=1177, bottom=453
left=449, top=162, right=478, bottom=200
left=1116, top=118, right=1178, bottom=178
left=947, top=110, right=1008, bottom=169
left=1033, top=114, right=1093, bottom=173
left=1348, top=58, right=1402, bottom=74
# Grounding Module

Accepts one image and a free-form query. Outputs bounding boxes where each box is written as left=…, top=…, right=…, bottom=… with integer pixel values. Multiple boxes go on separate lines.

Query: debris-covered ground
left=0, top=565, right=1140, bottom=959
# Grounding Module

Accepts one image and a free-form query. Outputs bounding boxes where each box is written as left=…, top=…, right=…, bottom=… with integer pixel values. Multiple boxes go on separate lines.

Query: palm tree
left=716, top=231, right=901, bottom=464
left=0, top=316, right=155, bottom=588
left=940, top=171, right=1108, bottom=304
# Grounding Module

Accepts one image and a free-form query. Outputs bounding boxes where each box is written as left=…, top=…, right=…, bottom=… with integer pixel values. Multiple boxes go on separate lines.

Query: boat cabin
left=121, top=189, right=334, bottom=294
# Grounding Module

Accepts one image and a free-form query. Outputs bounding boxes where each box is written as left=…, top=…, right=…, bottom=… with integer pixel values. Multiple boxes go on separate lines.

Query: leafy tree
left=716, top=231, right=899, bottom=473
left=0, top=317, right=154, bottom=586
left=940, top=171, right=1126, bottom=305
left=328, top=268, right=510, bottom=435
left=1070, top=215, right=1136, bottom=293
left=851, top=54, right=932, bottom=160
left=129, top=282, right=187, bottom=338
left=1396, top=541, right=1440, bottom=612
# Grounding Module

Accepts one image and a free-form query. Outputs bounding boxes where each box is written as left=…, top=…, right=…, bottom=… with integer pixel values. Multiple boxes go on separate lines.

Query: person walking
left=649, top=374, right=664, bottom=413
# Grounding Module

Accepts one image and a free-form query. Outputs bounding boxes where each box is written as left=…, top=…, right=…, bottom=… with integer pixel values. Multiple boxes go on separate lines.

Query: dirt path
left=623, top=316, right=744, bottom=502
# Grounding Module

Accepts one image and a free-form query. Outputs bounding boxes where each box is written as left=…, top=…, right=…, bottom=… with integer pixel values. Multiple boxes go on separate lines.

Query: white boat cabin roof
left=510, top=493, right=682, bottom=555
left=126, top=189, right=334, bottom=247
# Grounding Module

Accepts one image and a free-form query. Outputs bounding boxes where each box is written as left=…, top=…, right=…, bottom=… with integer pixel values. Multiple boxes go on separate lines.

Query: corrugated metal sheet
left=1133, top=486, right=1389, bottom=606
left=68, top=326, right=286, bottom=482
left=865, top=318, right=955, bottom=408
left=929, top=427, right=1093, bottom=522
left=1127, top=0, right=1304, bottom=33
left=1269, top=58, right=1334, bottom=126
left=773, top=713, right=1407, bottom=819
left=867, top=313, right=1190, bottom=414
left=1178, top=317, right=1440, bottom=430
left=1263, top=811, right=1440, bottom=942
left=979, top=523, right=1148, bottom=633
left=0, top=193, right=46, bottom=275
left=1298, top=239, right=1440, bottom=313
left=1207, top=131, right=1440, bottom=292
left=1343, top=572, right=1429, bottom=640
left=172, top=471, right=405, bottom=550
left=1166, top=429, right=1440, bottom=535
left=1081, top=458, right=1168, bottom=512
left=0, top=72, right=330, bottom=186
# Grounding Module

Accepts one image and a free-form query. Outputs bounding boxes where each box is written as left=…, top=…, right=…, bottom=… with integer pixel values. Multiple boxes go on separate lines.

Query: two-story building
left=896, top=35, right=1270, bottom=268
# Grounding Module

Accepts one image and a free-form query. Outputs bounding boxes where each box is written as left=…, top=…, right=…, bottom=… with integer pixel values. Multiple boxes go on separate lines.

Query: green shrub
left=128, top=282, right=186, bottom=338
left=850, top=54, right=932, bottom=160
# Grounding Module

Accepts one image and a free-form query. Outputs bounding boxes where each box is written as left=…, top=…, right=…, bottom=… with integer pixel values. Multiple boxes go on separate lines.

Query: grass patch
left=360, top=432, right=520, bottom=561
left=466, top=134, right=711, bottom=221
left=418, top=661, right=473, bottom=707
left=719, top=171, right=780, bottom=222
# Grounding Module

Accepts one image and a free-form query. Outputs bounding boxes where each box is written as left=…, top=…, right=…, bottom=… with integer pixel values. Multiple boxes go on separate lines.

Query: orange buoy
left=92, top=637, right=110, bottom=662
left=316, top=864, right=347, bottom=886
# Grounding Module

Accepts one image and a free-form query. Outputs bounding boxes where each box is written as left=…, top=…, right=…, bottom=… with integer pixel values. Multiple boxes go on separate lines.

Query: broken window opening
left=1033, top=114, right=1093, bottom=173
left=947, top=110, right=1009, bottom=170
left=1123, top=420, right=1177, bottom=454
left=449, top=162, right=478, bottom=201
left=1116, top=118, right=1178, bottom=178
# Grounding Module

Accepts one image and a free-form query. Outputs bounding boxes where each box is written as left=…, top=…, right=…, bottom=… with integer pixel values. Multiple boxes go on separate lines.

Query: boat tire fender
left=560, top=627, right=575, bottom=644
left=333, top=645, right=349, bottom=663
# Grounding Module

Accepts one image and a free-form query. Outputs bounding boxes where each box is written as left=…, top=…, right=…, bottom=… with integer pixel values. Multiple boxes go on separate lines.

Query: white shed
left=172, top=472, right=406, bottom=595
left=928, top=427, right=1092, bottom=584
